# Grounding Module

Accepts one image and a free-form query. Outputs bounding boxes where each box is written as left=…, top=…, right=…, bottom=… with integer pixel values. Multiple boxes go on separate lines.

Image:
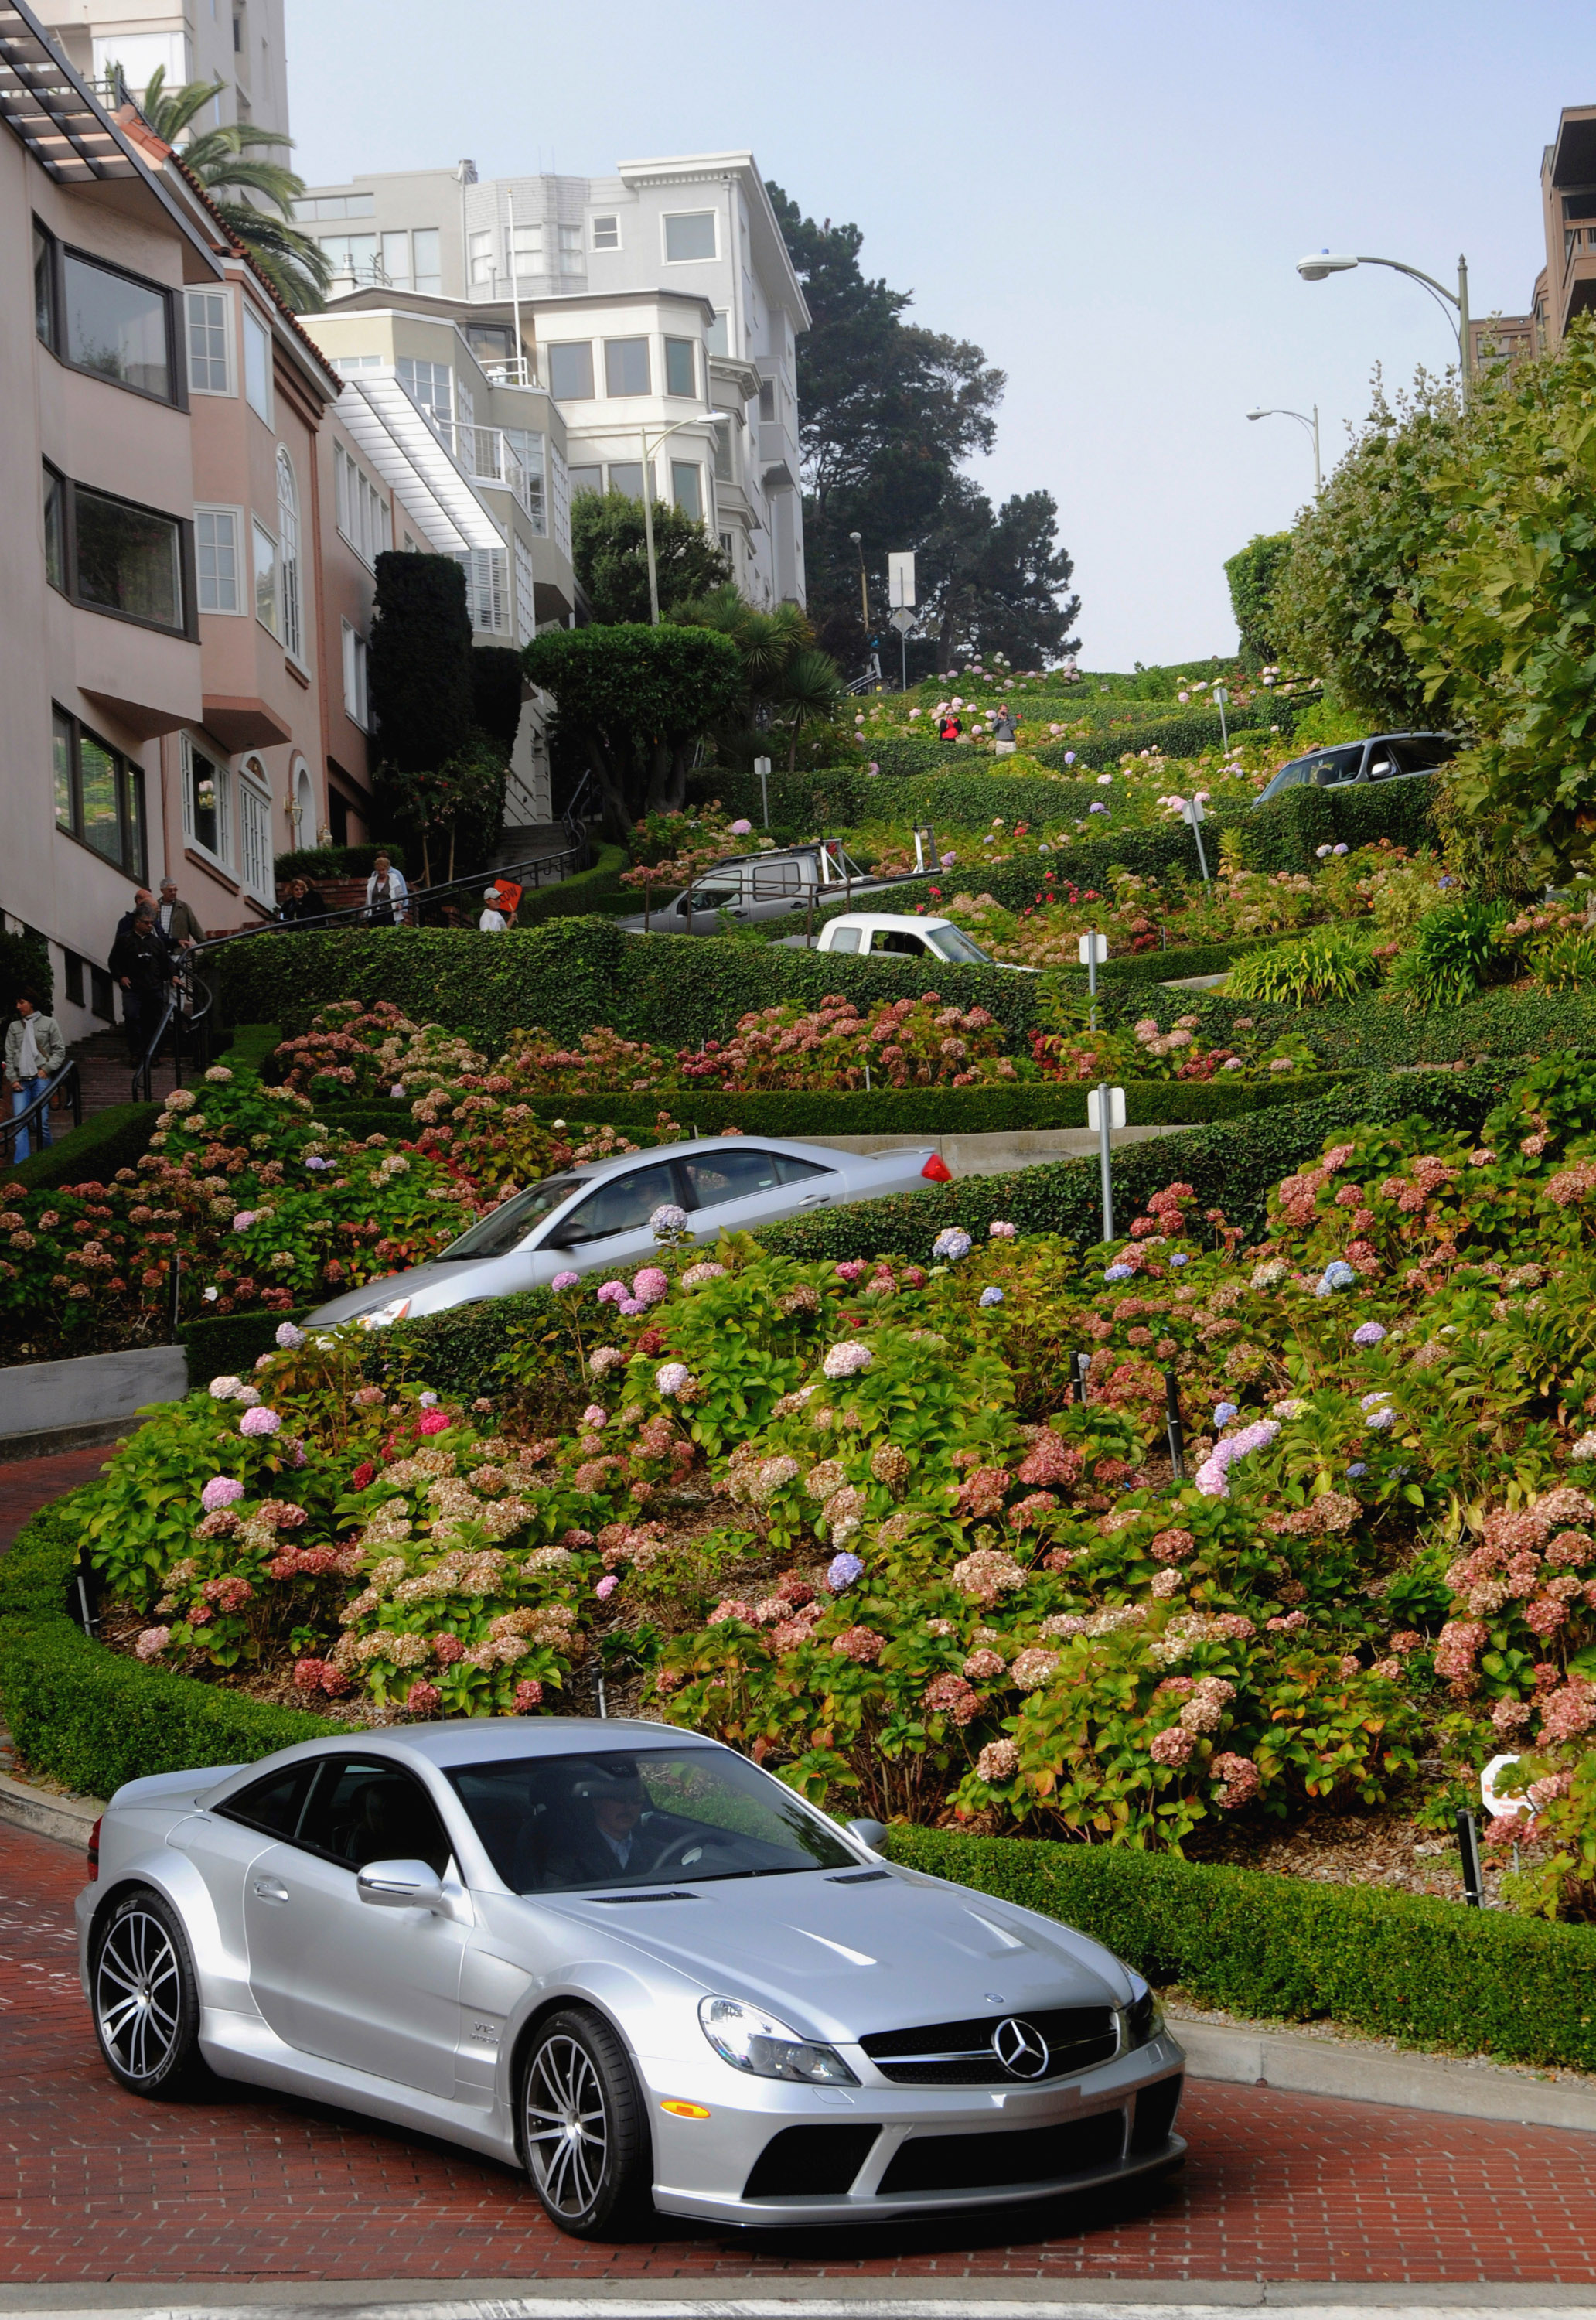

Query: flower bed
left=12, top=1053, right=1596, bottom=1926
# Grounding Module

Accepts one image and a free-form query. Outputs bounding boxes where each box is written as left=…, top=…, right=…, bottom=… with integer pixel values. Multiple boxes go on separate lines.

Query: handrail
left=131, top=955, right=216, bottom=1102
left=194, top=837, right=593, bottom=957
left=1, top=1058, right=80, bottom=1168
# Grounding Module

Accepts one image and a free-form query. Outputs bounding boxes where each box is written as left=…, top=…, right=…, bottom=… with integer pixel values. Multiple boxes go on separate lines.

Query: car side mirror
left=845, top=1817, right=888, bottom=1852
left=356, top=1858, right=445, bottom=1910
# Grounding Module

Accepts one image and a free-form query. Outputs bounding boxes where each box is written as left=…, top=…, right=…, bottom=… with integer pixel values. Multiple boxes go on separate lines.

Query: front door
left=242, top=1752, right=470, bottom=2096
left=544, top=1157, right=688, bottom=1270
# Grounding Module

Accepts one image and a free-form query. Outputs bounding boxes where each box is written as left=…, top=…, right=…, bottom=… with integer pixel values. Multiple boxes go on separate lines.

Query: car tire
left=520, top=2007, right=654, bottom=2237
left=90, top=1885, right=206, bottom=2097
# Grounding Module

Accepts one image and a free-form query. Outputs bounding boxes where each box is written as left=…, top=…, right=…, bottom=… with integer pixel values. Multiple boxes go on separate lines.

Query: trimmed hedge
left=217, top=919, right=1045, bottom=1053
left=517, top=842, right=634, bottom=926
left=0, top=1500, right=339, bottom=1801
left=1188, top=985, right=1596, bottom=1072
left=755, top=1065, right=1518, bottom=1261
left=7, top=1102, right=159, bottom=1192
left=178, top=1305, right=312, bottom=1380
left=882, top=1825, right=1596, bottom=2073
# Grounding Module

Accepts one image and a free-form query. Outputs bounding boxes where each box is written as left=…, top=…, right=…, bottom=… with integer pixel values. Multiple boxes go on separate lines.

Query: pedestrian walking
left=479, top=886, right=509, bottom=933
left=108, top=906, right=178, bottom=1063
left=363, top=853, right=409, bottom=925
left=155, top=879, right=204, bottom=948
left=5, top=991, right=66, bottom=1161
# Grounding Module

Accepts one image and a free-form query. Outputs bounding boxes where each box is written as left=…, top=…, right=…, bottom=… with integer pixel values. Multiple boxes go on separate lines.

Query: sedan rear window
left=441, top=1175, right=584, bottom=1261
left=448, top=1746, right=857, bottom=1893
left=680, top=1147, right=782, bottom=1207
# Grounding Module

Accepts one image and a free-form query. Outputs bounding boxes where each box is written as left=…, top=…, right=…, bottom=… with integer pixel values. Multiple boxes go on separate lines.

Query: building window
left=664, top=211, right=717, bottom=263
left=180, top=732, right=230, bottom=863
left=397, top=356, right=452, bottom=422
left=592, top=214, right=619, bottom=251
left=275, top=447, right=303, bottom=662
left=759, top=377, right=776, bottom=421
left=455, top=546, right=507, bottom=632
left=317, top=232, right=378, bottom=285
left=253, top=518, right=278, bottom=635
left=604, top=336, right=650, bottom=396
left=242, top=303, right=272, bottom=421
left=34, top=224, right=179, bottom=404
left=468, top=227, right=494, bottom=287
left=505, top=428, right=547, bottom=533
left=412, top=227, right=442, bottom=294
left=238, top=763, right=272, bottom=897
left=342, top=619, right=369, bottom=725
left=663, top=336, right=697, bottom=398
left=608, top=461, right=647, bottom=502
left=334, top=442, right=389, bottom=568
left=568, top=463, right=602, bottom=498
left=558, top=222, right=582, bottom=275
left=719, top=530, right=734, bottom=560
left=185, top=287, right=234, bottom=394
left=295, top=193, right=375, bottom=220
left=671, top=462, right=704, bottom=522
left=515, top=532, right=537, bottom=648
left=706, top=309, right=730, bottom=355
left=713, top=423, right=734, bottom=483
left=547, top=342, right=594, bottom=400
left=551, top=445, right=571, bottom=561
left=380, top=230, right=411, bottom=289
left=336, top=353, right=380, bottom=374
left=510, top=220, right=542, bottom=275
left=195, top=507, right=241, bottom=612
left=53, top=705, right=145, bottom=876
left=45, top=465, right=191, bottom=635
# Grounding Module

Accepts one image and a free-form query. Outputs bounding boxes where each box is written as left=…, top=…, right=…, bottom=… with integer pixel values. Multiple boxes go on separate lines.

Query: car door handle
left=799, top=1192, right=830, bottom=1205
left=253, top=1878, right=289, bottom=1904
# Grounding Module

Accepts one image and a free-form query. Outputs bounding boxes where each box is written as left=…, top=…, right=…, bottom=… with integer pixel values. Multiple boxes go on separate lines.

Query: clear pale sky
left=284, top=0, right=1588, bottom=670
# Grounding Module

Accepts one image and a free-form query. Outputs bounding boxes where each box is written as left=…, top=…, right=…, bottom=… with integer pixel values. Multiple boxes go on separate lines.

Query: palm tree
left=676, top=586, right=842, bottom=761
left=116, top=67, right=332, bottom=312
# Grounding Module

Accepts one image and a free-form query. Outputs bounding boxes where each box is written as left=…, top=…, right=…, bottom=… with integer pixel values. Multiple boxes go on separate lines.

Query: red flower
left=350, top=1462, right=377, bottom=1490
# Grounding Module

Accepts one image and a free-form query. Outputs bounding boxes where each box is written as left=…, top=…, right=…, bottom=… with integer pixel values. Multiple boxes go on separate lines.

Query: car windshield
left=438, top=1175, right=584, bottom=1261
left=926, top=924, right=991, bottom=965
left=447, top=1746, right=858, bottom=1893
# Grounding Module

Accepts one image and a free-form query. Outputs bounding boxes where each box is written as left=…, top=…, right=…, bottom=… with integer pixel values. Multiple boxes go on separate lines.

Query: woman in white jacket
left=363, top=853, right=410, bottom=925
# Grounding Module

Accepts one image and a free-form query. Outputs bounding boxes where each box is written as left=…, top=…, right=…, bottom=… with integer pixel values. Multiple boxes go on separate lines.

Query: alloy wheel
left=524, top=2032, right=610, bottom=2219
left=95, top=1907, right=182, bottom=2082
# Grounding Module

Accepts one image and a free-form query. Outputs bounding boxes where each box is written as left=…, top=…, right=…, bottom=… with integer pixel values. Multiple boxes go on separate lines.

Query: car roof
left=828, top=912, right=953, bottom=932
left=519, top=1132, right=907, bottom=1195
left=199, top=1717, right=733, bottom=1805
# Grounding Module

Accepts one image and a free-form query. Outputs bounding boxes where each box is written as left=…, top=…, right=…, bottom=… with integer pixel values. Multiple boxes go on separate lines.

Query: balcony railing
left=419, top=411, right=544, bottom=524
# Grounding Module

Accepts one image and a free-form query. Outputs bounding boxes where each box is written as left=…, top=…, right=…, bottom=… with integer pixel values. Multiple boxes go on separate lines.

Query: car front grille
left=742, top=2123, right=882, bottom=2199
left=860, top=2006, right=1118, bottom=2086
left=877, top=2109, right=1126, bottom=2195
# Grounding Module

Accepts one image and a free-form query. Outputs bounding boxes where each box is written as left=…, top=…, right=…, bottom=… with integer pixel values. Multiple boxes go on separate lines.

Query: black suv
left=1253, top=730, right=1455, bottom=808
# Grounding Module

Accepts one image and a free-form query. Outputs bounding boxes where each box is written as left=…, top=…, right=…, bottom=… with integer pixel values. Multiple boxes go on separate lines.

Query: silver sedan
left=305, top=1137, right=947, bottom=1330
left=76, top=1721, right=1185, bottom=2238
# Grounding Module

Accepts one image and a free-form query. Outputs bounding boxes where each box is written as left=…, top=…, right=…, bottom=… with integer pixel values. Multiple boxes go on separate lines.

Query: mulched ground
left=8, top=1818, right=1596, bottom=2287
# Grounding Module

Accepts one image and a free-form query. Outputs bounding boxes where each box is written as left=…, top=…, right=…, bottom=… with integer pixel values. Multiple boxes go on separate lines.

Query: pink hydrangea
left=407, top=1680, right=442, bottom=1716
left=1212, top=1752, right=1260, bottom=1809
left=582, top=1404, right=609, bottom=1429
left=595, top=1574, right=619, bottom=1599
left=513, top=1677, right=544, bottom=1713
left=135, top=1626, right=171, bottom=1660
left=1149, top=1725, right=1194, bottom=1767
left=832, top=1625, right=885, bottom=1664
left=239, top=1407, right=281, bottom=1438
left=596, top=1280, right=627, bottom=1304
left=417, top=1410, right=451, bottom=1436
left=989, top=1220, right=1017, bottom=1239
left=552, top=1271, right=580, bottom=1291
left=201, top=1475, right=246, bottom=1513
left=633, top=1267, right=670, bottom=1305
left=1010, top=1646, right=1061, bottom=1691
left=922, top=1673, right=981, bottom=1724
left=655, top=1362, right=692, bottom=1397
left=822, top=1340, right=874, bottom=1380
left=975, top=1738, right=1020, bottom=1783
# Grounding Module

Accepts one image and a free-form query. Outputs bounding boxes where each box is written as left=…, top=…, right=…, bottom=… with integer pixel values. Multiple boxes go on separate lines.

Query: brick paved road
left=0, top=1444, right=114, bottom=1554
left=5, top=1817, right=1596, bottom=2288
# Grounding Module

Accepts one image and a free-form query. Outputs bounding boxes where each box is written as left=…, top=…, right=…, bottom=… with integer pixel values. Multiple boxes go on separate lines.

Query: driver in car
left=551, top=1763, right=668, bottom=1885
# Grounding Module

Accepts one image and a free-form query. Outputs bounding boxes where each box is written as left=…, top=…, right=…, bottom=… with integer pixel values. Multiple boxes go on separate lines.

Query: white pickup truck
left=779, top=912, right=1038, bottom=971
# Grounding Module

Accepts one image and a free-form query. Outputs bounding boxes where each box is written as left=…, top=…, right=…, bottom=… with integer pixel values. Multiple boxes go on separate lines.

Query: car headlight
left=1122, top=1972, right=1163, bottom=2049
left=698, top=1995, right=858, bottom=2085
left=359, top=1295, right=411, bottom=1330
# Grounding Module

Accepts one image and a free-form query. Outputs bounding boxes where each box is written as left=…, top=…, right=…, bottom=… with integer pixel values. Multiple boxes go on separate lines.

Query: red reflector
left=921, top=1153, right=953, bottom=1182
left=87, top=1815, right=102, bottom=1881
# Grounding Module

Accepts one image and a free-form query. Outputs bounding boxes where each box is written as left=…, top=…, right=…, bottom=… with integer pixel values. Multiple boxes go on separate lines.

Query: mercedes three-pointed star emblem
left=991, top=2016, right=1050, bottom=2079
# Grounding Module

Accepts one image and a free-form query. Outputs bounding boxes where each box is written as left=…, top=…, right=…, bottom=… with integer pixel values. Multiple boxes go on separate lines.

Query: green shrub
left=0, top=924, right=53, bottom=1017
left=6, top=1103, right=159, bottom=1192
left=1384, top=900, right=1513, bottom=1010
left=882, top=1825, right=1596, bottom=2072
left=0, top=1501, right=339, bottom=1800
left=178, top=1305, right=312, bottom=1381
left=1227, top=926, right=1378, bottom=1005
left=1186, top=985, right=1596, bottom=1072
left=214, top=1022, right=281, bottom=1073
left=271, top=844, right=406, bottom=882
left=517, top=842, right=633, bottom=924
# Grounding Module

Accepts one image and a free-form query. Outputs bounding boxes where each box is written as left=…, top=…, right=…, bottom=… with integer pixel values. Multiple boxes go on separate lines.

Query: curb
left=11, top=2291, right=1596, bottom=2315
left=0, top=1768, right=101, bottom=1849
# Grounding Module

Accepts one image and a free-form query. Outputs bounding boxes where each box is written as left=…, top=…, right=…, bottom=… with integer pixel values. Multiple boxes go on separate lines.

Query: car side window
left=772, top=1154, right=835, bottom=1186
left=1366, top=745, right=1397, bottom=781
left=216, top=1761, right=319, bottom=1840
left=679, top=1147, right=783, bottom=1209
left=554, top=1161, right=681, bottom=1245
left=827, top=926, right=861, bottom=953
left=1313, top=745, right=1364, bottom=787
left=296, top=1755, right=452, bottom=1876
left=875, top=930, right=928, bottom=955
left=1391, top=736, right=1451, bottom=773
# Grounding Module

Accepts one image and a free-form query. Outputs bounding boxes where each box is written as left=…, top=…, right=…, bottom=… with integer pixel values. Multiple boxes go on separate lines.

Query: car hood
left=534, top=1867, right=1126, bottom=2042
left=305, top=1261, right=484, bottom=1325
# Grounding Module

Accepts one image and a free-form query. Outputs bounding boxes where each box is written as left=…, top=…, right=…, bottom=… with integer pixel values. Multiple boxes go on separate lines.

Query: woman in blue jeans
left=5, top=991, right=66, bottom=1161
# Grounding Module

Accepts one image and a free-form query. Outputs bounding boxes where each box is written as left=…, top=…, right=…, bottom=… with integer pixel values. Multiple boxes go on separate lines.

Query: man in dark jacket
left=108, top=906, right=178, bottom=1063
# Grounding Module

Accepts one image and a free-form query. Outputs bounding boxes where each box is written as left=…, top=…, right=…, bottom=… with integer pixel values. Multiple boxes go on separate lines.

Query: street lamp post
left=637, top=410, right=729, bottom=624
left=1246, top=403, right=1321, bottom=495
left=1296, top=249, right=1472, bottom=385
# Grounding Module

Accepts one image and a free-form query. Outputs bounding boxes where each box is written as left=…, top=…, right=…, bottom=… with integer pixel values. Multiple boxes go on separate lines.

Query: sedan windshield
left=926, top=925, right=992, bottom=965
left=439, top=1175, right=584, bottom=1261
left=448, top=1746, right=858, bottom=1893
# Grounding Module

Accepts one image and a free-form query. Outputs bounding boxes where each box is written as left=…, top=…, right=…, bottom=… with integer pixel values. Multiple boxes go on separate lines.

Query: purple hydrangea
left=239, top=1407, right=281, bottom=1438
left=305, top=1156, right=329, bottom=1171
left=552, top=1271, right=580, bottom=1291
left=596, top=1280, right=628, bottom=1305
left=827, top=1552, right=864, bottom=1592
left=619, top=1298, right=645, bottom=1316
left=979, top=1286, right=1004, bottom=1307
left=1064, top=751, right=1076, bottom=765
left=1346, top=1461, right=1369, bottom=1479
left=649, top=1204, right=690, bottom=1237
left=200, top=1476, right=245, bottom=1512
left=655, top=1361, right=692, bottom=1397
left=275, top=1322, right=305, bottom=1350
left=1170, top=1252, right=1189, bottom=1267
left=1352, top=1322, right=1386, bottom=1347
left=1213, top=1401, right=1239, bottom=1427
left=933, top=1228, right=972, bottom=1262
left=1366, top=1407, right=1396, bottom=1431
left=1088, top=801, right=1109, bottom=814
left=1194, top=1418, right=1280, bottom=1499
left=1104, top=1263, right=1134, bottom=1283
left=1360, top=1390, right=1392, bottom=1410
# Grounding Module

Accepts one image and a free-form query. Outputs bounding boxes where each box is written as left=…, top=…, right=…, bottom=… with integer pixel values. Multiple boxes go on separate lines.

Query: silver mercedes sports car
left=76, top=1720, right=1185, bottom=2238
left=305, top=1138, right=947, bottom=1332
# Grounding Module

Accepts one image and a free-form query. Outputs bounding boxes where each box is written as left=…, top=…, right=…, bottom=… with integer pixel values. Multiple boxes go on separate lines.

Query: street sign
left=889, top=607, right=916, bottom=633
left=888, top=550, right=916, bottom=609
left=1077, top=932, right=1109, bottom=965
left=1210, top=684, right=1229, bottom=707
left=1179, top=797, right=1206, bottom=826
left=1087, top=1085, right=1127, bottom=1132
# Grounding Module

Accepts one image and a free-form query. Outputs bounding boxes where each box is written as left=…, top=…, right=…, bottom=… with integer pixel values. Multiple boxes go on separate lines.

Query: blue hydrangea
left=1345, top=1462, right=1368, bottom=1479
left=1352, top=1321, right=1386, bottom=1347
left=827, top=1552, right=864, bottom=1592
left=1103, top=1263, right=1134, bottom=1283
left=979, top=1285, right=1004, bottom=1307
left=1213, top=1401, right=1239, bottom=1427
left=1315, top=1260, right=1356, bottom=1297
left=1170, top=1252, right=1188, bottom=1267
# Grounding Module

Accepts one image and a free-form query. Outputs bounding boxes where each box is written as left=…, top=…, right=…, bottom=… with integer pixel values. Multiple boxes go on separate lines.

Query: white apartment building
left=296, top=153, right=809, bottom=609
left=32, top=0, right=288, bottom=133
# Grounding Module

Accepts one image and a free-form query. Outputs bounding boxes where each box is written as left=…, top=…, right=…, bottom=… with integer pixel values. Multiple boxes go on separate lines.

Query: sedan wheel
left=91, top=1888, right=203, bottom=2096
left=521, top=2008, right=652, bottom=2237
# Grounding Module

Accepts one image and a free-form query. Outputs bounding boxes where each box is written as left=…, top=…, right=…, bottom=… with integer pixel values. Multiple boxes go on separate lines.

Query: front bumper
left=640, top=2026, right=1186, bottom=2227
